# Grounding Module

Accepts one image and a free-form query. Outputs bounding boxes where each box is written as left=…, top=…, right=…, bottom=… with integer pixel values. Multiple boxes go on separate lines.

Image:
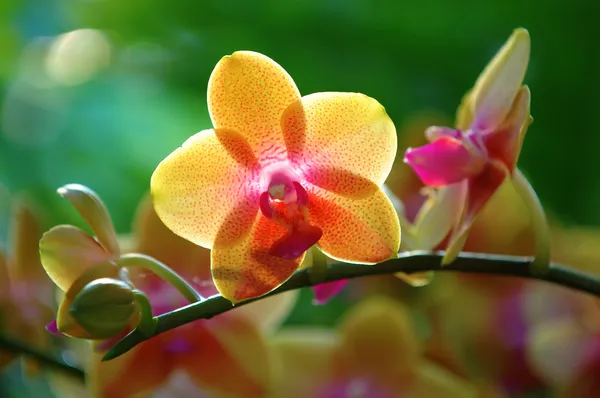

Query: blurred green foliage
left=0, top=0, right=599, bottom=396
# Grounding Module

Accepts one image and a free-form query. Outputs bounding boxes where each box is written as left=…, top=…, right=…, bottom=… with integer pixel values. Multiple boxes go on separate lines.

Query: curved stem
left=133, top=290, right=157, bottom=337
left=117, top=254, right=202, bottom=303
left=513, top=168, right=551, bottom=275
left=0, top=335, right=84, bottom=381
left=103, top=251, right=600, bottom=361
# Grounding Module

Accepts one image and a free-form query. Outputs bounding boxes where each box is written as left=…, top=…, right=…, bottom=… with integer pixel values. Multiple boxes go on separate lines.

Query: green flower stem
left=0, top=335, right=84, bottom=381
left=307, top=246, right=330, bottom=284
left=103, top=251, right=600, bottom=361
left=513, top=168, right=551, bottom=275
left=133, top=290, right=157, bottom=337
left=117, top=254, right=202, bottom=303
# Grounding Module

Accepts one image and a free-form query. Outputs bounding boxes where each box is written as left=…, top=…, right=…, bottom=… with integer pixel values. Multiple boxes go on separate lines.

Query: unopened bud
left=70, top=277, right=137, bottom=339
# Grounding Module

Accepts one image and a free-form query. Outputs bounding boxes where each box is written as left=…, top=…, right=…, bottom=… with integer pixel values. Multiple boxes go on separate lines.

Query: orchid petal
left=230, top=290, right=299, bottom=332
left=151, top=128, right=259, bottom=250
left=313, top=280, right=348, bottom=305
left=207, top=51, right=300, bottom=163
left=308, top=185, right=400, bottom=264
left=282, top=92, right=397, bottom=191
left=131, top=195, right=216, bottom=297
left=411, top=184, right=466, bottom=250
left=211, top=214, right=304, bottom=303
left=178, top=317, right=270, bottom=397
left=404, top=136, right=485, bottom=187
left=444, top=163, right=506, bottom=264
left=39, top=225, right=112, bottom=292
left=89, top=337, right=170, bottom=398
left=57, top=184, right=120, bottom=257
left=483, top=86, right=531, bottom=172
left=338, top=297, right=419, bottom=376
left=270, top=329, right=338, bottom=398
left=471, top=28, right=530, bottom=131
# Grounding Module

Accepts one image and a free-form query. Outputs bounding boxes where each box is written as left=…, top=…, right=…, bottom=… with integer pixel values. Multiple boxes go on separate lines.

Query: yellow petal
left=308, top=184, right=400, bottom=264
left=58, top=184, right=120, bottom=257
left=56, top=262, right=120, bottom=339
left=229, top=290, right=299, bottom=332
left=151, top=128, right=259, bottom=251
left=338, top=296, right=419, bottom=376
left=7, top=201, right=44, bottom=282
left=270, top=328, right=338, bottom=398
left=207, top=51, right=300, bottom=162
left=411, top=184, right=466, bottom=251
left=282, top=92, right=397, bottom=191
left=39, top=225, right=112, bottom=291
left=131, top=194, right=215, bottom=297
left=211, top=214, right=304, bottom=303
left=471, top=28, right=530, bottom=130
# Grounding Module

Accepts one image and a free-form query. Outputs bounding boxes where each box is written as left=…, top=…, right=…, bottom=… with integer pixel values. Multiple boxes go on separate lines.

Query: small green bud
left=70, top=277, right=137, bottom=339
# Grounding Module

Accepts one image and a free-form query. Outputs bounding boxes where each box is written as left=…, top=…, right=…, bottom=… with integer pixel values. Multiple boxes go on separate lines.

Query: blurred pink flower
left=404, top=28, right=532, bottom=261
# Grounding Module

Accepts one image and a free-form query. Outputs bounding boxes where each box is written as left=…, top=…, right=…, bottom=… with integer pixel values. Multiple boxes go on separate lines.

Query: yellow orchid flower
left=151, top=51, right=401, bottom=303
left=271, top=297, right=484, bottom=398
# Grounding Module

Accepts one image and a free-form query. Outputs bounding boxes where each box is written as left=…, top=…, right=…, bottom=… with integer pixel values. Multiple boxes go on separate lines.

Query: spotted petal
left=207, top=51, right=300, bottom=163
left=39, top=225, right=112, bottom=292
left=308, top=185, right=400, bottom=264
left=471, top=28, right=530, bottom=131
left=132, top=195, right=216, bottom=297
left=211, top=214, right=304, bottom=303
left=282, top=92, right=396, bottom=195
left=151, top=128, right=260, bottom=250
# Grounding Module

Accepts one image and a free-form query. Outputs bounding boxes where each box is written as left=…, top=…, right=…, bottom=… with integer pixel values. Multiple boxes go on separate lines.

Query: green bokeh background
left=0, top=0, right=599, bottom=396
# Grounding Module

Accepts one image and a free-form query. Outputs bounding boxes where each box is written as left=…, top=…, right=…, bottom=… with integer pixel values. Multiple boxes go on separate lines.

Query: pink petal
left=45, top=320, right=62, bottom=336
left=404, top=136, right=485, bottom=187
left=312, top=280, right=348, bottom=305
